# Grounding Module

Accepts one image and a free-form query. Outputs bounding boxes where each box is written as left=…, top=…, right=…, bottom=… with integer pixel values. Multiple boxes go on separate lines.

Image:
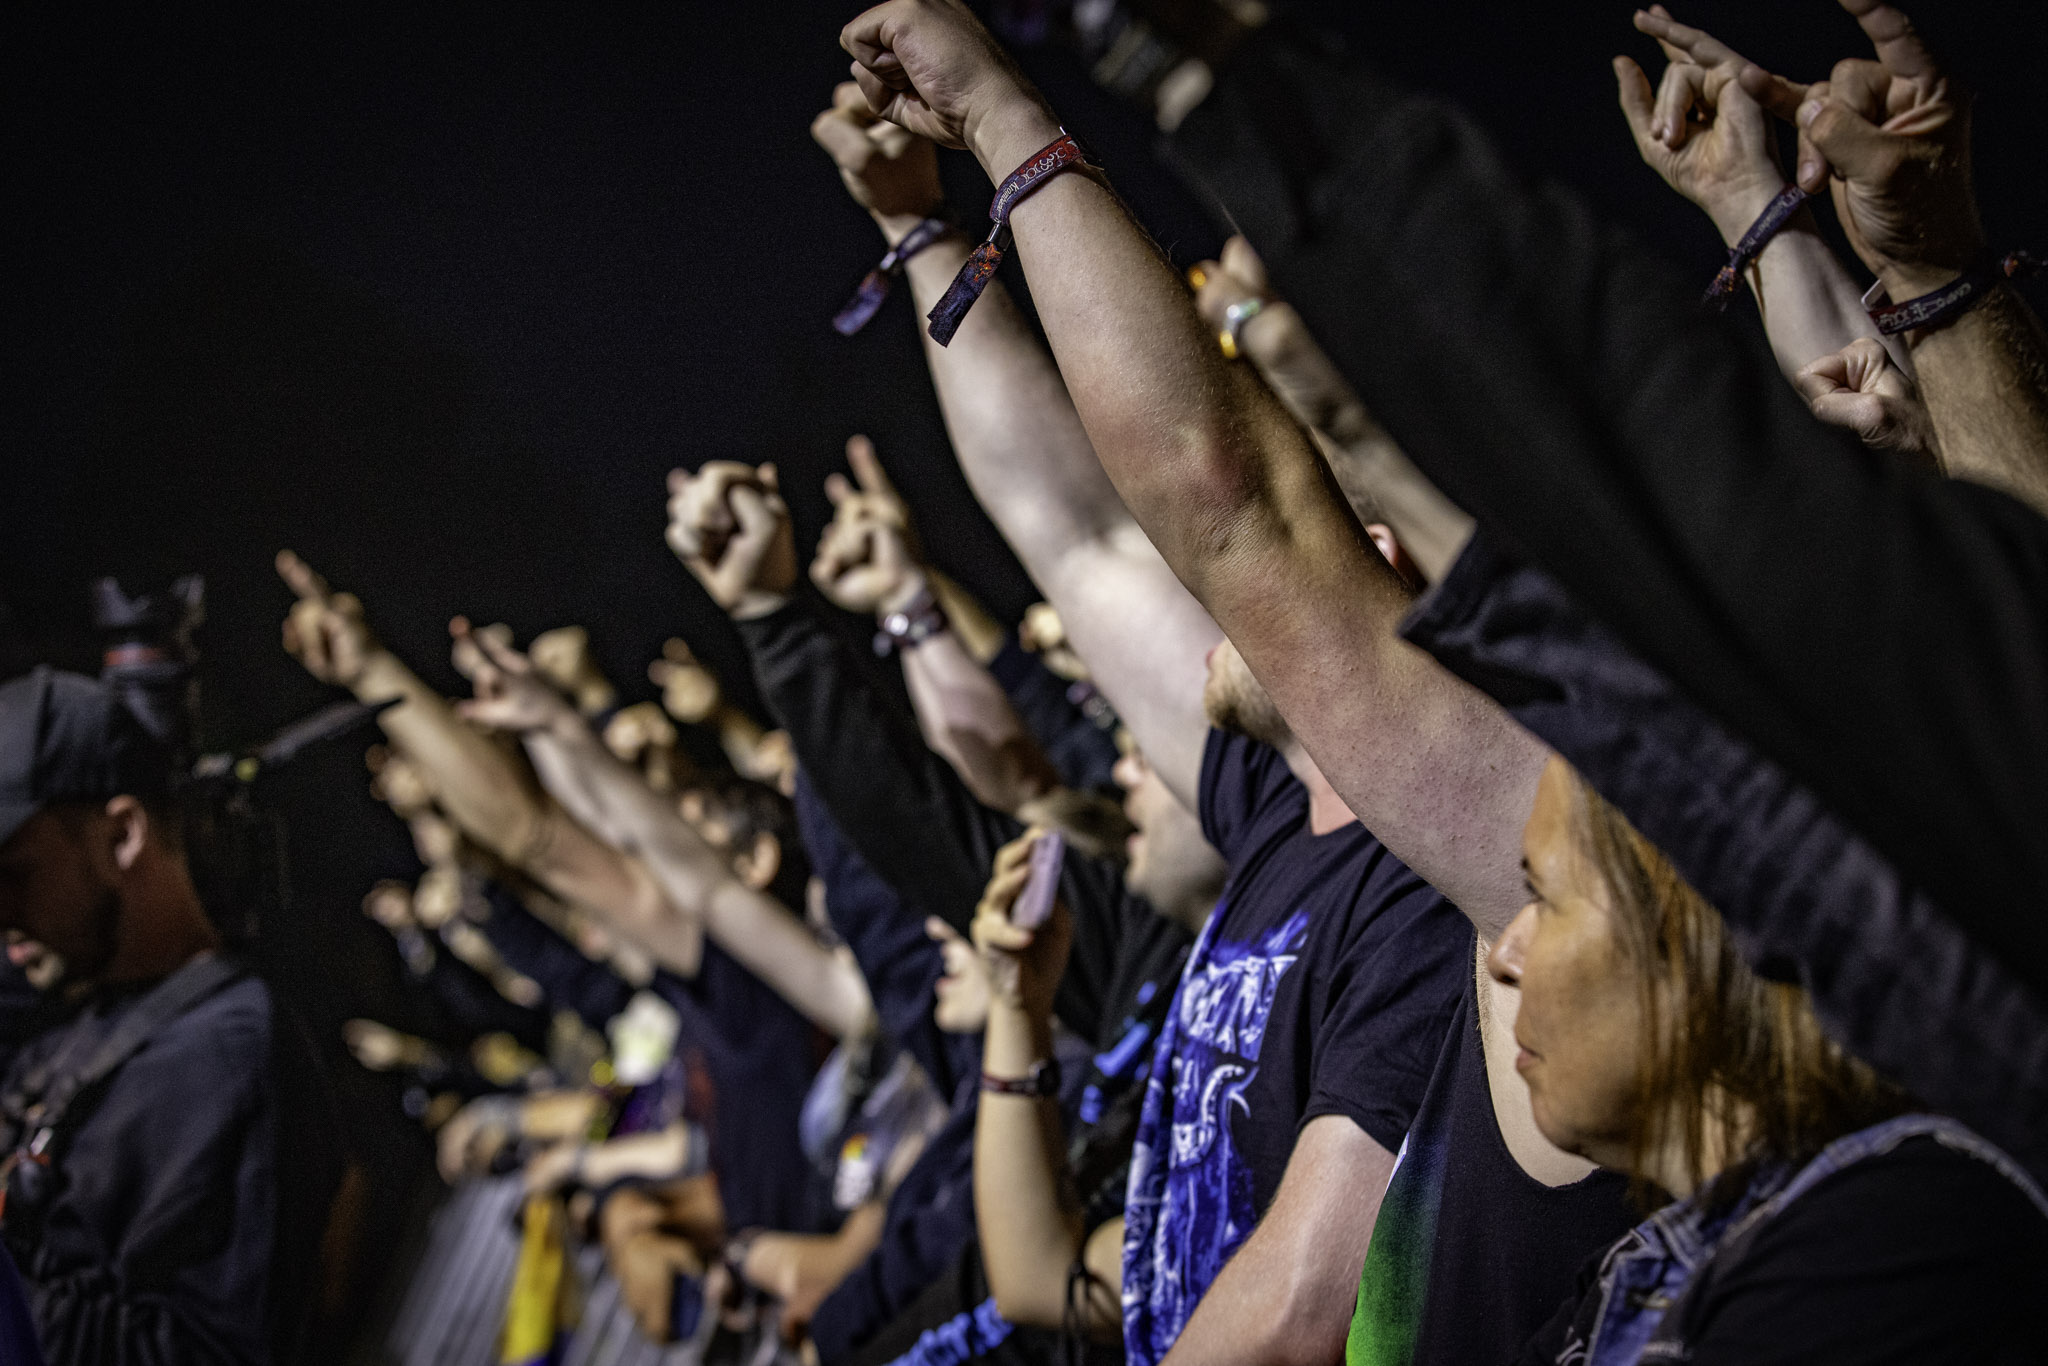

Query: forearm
left=927, top=568, right=1007, bottom=664
left=354, top=651, right=548, bottom=862
left=1711, top=201, right=1905, bottom=380
left=897, top=226, right=1217, bottom=802
left=1905, top=285, right=2048, bottom=515
left=1158, top=1117, right=1392, bottom=1366
left=899, top=622, right=1058, bottom=815
left=974, top=1000, right=1087, bottom=1330
left=972, top=101, right=1538, bottom=931
left=700, top=877, right=875, bottom=1038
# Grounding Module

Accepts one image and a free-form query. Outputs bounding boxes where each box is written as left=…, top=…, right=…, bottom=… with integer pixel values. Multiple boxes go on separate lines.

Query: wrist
left=727, top=588, right=793, bottom=622
left=966, top=94, right=1063, bottom=187
left=1707, top=181, right=1798, bottom=249
left=876, top=570, right=933, bottom=618
left=352, top=649, right=411, bottom=703
left=872, top=209, right=946, bottom=248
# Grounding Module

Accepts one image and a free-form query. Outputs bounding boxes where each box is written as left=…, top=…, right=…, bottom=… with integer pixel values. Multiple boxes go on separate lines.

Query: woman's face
left=1487, top=757, right=1648, bottom=1173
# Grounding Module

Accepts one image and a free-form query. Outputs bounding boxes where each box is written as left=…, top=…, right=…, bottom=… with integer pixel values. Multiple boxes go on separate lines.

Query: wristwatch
left=981, top=1058, right=1062, bottom=1098
left=873, top=587, right=950, bottom=657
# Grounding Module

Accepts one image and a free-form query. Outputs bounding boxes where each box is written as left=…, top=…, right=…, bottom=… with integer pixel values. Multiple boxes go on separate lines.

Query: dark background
left=5, top=0, right=2045, bottom=1350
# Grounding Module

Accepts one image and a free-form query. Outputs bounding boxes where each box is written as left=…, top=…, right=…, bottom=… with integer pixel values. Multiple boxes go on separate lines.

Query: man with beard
left=0, top=668, right=336, bottom=1365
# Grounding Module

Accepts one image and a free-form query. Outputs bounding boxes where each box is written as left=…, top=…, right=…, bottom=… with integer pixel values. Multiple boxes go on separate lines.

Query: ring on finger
left=1218, top=297, right=1265, bottom=360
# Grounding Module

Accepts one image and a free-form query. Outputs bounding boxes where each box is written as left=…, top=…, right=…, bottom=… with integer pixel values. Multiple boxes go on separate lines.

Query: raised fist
left=839, top=0, right=1044, bottom=153
left=529, top=625, right=617, bottom=717
left=277, top=550, right=380, bottom=691
left=1739, top=0, right=1982, bottom=292
left=1794, top=337, right=1941, bottom=462
left=648, top=638, right=723, bottom=724
left=811, top=81, right=945, bottom=233
left=664, top=462, right=799, bottom=619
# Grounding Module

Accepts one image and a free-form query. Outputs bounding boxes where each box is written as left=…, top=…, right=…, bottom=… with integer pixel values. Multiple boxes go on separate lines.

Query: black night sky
left=5, top=0, right=2044, bottom=1346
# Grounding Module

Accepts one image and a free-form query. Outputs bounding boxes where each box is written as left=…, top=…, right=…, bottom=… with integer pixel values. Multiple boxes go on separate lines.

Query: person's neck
left=1637, top=1094, right=1749, bottom=1203
left=99, top=862, right=222, bottom=989
left=1280, top=739, right=1356, bottom=835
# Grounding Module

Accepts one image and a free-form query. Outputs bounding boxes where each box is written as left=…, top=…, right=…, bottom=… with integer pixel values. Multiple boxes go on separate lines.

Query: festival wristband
left=834, top=215, right=955, bottom=336
left=1864, top=251, right=2043, bottom=335
left=873, top=586, right=949, bottom=657
left=927, top=131, right=1104, bottom=346
left=981, top=1058, right=1062, bottom=1097
left=1703, top=186, right=1809, bottom=310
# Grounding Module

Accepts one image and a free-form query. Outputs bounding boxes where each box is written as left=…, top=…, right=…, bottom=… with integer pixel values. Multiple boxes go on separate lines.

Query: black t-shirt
left=1348, top=958, right=1635, bottom=1365
left=0, top=968, right=340, bottom=1366
left=651, top=943, right=823, bottom=1234
left=1121, top=731, right=1468, bottom=1366
left=1519, top=1134, right=2048, bottom=1365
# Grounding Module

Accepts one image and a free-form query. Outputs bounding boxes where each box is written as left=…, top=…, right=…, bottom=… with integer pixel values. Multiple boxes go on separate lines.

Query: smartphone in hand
left=1010, top=831, right=1065, bottom=931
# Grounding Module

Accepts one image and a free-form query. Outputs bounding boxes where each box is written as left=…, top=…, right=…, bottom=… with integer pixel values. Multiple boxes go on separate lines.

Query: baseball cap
left=0, top=667, right=173, bottom=850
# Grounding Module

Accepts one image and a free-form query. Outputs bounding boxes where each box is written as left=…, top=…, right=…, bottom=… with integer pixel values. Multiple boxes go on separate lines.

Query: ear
left=102, top=795, right=151, bottom=874
left=1364, top=523, right=1426, bottom=590
left=734, top=832, right=782, bottom=891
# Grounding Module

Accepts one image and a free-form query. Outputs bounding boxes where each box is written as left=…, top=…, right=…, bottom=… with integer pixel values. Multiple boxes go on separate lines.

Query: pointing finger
left=276, top=550, right=329, bottom=603
left=1839, top=0, right=1938, bottom=79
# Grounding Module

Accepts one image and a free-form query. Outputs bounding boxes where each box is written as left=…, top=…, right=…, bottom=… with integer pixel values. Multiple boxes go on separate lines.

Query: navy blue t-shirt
left=1120, top=730, right=1468, bottom=1366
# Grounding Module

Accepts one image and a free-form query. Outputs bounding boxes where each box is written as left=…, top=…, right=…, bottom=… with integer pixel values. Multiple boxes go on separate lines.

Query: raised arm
left=837, top=3, right=1545, bottom=936
left=810, top=434, right=1059, bottom=814
left=455, top=624, right=874, bottom=1040
left=1619, top=7, right=1906, bottom=380
left=970, top=832, right=1121, bottom=1336
left=812, top=81, right=1218, bottom=808
left=277, top=552, right=682, bottom=954
left=1743, top=0, right=2048, bottom=515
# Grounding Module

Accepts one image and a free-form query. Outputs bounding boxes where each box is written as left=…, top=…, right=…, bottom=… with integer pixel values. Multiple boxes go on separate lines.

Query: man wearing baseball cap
left=0, top=667, right=335, bottom=1366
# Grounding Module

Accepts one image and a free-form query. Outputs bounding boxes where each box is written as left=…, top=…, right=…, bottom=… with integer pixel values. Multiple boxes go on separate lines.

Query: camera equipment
left=91, top=575, right=392, bottom=942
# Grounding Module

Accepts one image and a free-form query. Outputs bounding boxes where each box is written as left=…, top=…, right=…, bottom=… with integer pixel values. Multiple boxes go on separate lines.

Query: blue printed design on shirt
left=1121, top=905, right=1309, bottom=1366
left=882, top=1296, right=1012, bottom=1366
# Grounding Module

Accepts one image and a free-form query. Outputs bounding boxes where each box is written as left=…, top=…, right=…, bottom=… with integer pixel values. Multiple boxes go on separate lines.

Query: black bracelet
left=1703, top=186, right=1810, bottom=311
left=834, top=215, right=955, bottom=336
left=981, top=1058, right=1062, bottom=1097
left=873, top=587, right=949, bottom=657
left=1865, top=251, right=2042, bottom=335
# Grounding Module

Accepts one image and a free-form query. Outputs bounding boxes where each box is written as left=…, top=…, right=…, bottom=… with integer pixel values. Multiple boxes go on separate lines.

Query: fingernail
left=1799, top=100, right=1821, bottom=127
left=1799, top=159, right=1819, bottom=183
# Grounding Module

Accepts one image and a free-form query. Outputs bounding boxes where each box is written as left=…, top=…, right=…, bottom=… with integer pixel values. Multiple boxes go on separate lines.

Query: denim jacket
left=1553, top=1114, right=2048, bottom=1366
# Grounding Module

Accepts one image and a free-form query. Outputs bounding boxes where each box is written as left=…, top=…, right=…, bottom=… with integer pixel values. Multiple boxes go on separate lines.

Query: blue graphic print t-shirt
left=1121, top=730, right=1468, bottom=1366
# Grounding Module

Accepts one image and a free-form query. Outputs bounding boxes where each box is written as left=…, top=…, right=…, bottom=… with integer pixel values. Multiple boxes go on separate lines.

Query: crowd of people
left=3, top=0, right=2047, bottom=1362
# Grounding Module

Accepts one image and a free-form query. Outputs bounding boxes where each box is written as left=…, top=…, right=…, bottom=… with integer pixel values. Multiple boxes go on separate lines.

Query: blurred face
left=1487, top=758, right=1646, bottom=1172
left=1114, top=748, right=1225, bottom=934
left=1201, top=638, right=1291, bottom=749
left=0, top=808, right=123, bottom=984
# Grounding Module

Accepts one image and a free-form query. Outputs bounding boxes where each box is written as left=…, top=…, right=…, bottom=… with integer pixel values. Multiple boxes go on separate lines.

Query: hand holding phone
left=1009, top=830, right=1065, bottom=931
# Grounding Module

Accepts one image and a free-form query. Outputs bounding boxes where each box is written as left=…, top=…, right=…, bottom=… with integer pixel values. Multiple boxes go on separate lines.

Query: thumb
left=1794, top=352, right=1853, bottom=403
left=1807, top=389, right=1892, bottom=443
left=1800, top=91, right=1893, bottom=185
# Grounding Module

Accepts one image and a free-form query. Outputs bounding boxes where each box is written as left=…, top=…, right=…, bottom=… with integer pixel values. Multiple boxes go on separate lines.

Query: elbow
left=988, top=1278, right=1067, bottom=1332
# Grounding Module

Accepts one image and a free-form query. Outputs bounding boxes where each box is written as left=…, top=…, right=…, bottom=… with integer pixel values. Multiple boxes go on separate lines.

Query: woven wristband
left=927, top=131, right=1103, bottom=346
left=1703, top=186, right=1810, bottom=310
left=1865, top=251, right=2043, bottom=335
left=834, top=215, right=955, bottom=336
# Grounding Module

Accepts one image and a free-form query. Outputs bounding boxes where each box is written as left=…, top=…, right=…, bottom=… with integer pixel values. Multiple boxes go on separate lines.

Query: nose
left=1487, top=903, right=1537, bottom=987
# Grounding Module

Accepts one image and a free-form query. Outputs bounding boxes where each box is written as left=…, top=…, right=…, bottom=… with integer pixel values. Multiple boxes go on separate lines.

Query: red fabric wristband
left=926, top=131, right=1102, bottom=346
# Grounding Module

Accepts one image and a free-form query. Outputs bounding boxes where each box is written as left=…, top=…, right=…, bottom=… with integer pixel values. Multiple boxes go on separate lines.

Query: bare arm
left=1162, top=1116, right=1393, bottom=1366
left=1619, top=9, right=1907, bottom=380
left=277, top=553, right=686, bottom=956
left=809, top=436, right=1059, bottom=813
left=971, top=835, right=1121, bottom=1336
left=459, top=625, right=875, bottom=1040
left=1901, top=286, right=2048, bottom=514
left=838, top=5, right=1544, bottom=935
left=812, top=85, right=1218, bottom=808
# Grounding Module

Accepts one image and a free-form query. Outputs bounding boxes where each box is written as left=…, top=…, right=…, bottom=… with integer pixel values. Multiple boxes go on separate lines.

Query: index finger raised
left=275, top=549, right=330, bottom=603
left=1839, top=0, right=1938, bottom=79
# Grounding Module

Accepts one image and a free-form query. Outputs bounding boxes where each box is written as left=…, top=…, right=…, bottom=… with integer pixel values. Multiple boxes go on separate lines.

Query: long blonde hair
left=1562, top=769, right=1909, bottom=1201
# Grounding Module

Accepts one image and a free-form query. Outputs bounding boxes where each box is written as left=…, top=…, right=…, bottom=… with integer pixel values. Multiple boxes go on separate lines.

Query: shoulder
left=130, top=971, right=277, bottom=1084
left=1682, top=1134, right=2048, bottom=1364
left=1197, top=728, right=1302, bottom=856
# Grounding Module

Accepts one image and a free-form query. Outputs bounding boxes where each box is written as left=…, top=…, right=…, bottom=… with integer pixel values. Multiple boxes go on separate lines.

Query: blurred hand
left=529, top=625, right=616, bottom=714
left=811, top=438, right=926, bottom=614
left=665, top=462, right=799, bottom=619
left=927, top=915, right=991, bottom=1034
left=521, top=1140, right=584, bottom=1195
left=277, top=550, right=382, bottom=691
left=1615, top=7, right=1788, bottom=241
left=1192, top=237, right=1369, bottom=441
left=366, top=745, right=435, bottom=819
left=811, top=81, right=945, bottom=235
left=649, top=638, right=724, bottom=724
left=970, top=829, right=1072, bottom=1019
left=839, top=0, right=1046, bottom=153
left=1739, top=0, right=1982, bottom=292
left=1795, top=337, right=1941, bottom=461
left=449, top=619, right=577, bottom=736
